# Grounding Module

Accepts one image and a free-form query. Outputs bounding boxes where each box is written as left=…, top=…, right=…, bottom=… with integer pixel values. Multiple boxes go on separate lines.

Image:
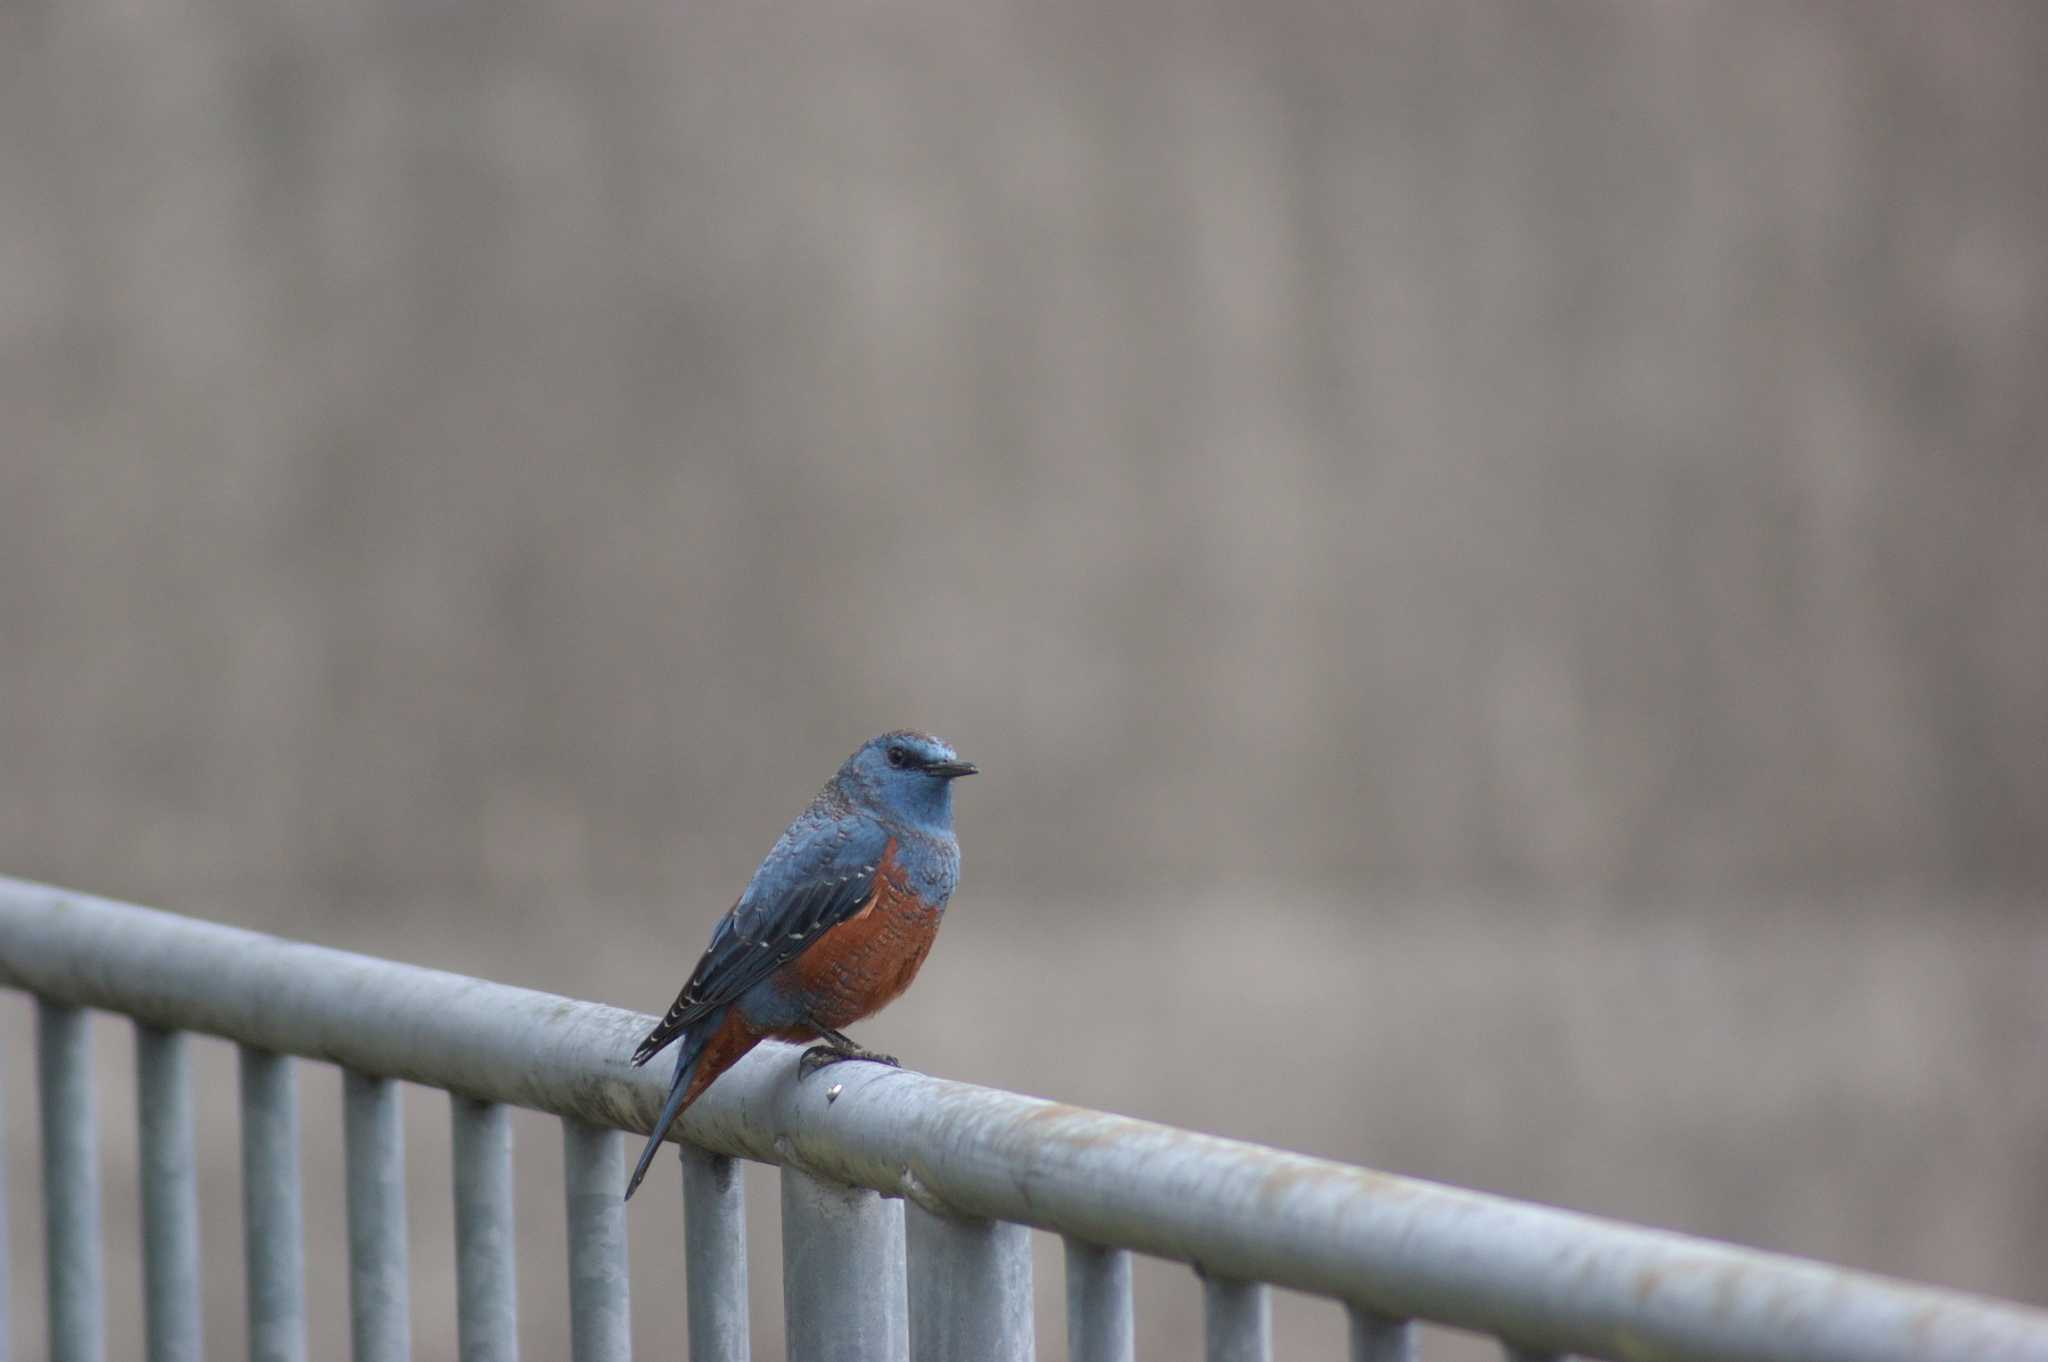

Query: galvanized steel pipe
left=4, top=877, right=2048, bottom=1362
left=0, top=1037, right=11, bottom=1362
left=37, top=999, right=106, bottom=1362
left=239, top=1045, right=308, bottom=1362
left=682, top=1145, right=751, bottom=1362
left=344, top=1072, right=412, bottom=1362
left=1347, top=1307, right=1415, bottom=1362
left=1203, top=1277, right=1271, bottom=1362
left=1063, top=1239, right=1134, bottom=1362
left=781, top=1166, right=908, bottom=1362
left=906, top=1204, right=1034, bottom=1362
left=136, top=1025, right=204, bottom=1362
left=451, top=1096, right=520, bottom=1362
left=564, top=1119, right=633, bottom=1362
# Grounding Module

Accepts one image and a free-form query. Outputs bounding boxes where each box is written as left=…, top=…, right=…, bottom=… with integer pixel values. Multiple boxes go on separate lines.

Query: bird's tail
left=626, top=1004, right=771, bottom=1201
left=624, top=1015, right=715, bottom=1201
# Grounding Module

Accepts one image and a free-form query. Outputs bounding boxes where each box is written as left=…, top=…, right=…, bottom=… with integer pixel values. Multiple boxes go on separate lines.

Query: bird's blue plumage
left=624, top=731, right=972, bottom=1200
left=629, top=804, right=888, bottom=1065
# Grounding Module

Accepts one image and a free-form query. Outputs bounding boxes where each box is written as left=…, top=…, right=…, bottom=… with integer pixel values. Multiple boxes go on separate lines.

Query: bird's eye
left=886, top=745, right=909, bottom=768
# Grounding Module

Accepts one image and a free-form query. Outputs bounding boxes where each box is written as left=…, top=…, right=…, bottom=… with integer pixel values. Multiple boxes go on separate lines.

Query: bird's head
left=837, top=730, right=976, bottom=829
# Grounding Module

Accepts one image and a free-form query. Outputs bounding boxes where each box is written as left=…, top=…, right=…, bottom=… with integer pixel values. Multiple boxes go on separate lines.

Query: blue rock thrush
left=624, top=730, right=975, bottom=1199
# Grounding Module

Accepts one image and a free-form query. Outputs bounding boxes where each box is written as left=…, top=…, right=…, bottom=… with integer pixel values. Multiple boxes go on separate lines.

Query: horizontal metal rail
left=3, top=876, right=2047, bottom=1362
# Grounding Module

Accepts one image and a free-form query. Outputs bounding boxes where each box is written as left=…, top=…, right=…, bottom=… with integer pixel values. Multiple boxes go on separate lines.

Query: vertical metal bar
left=780, top=1165, right=907, bottom=1362
left=37, top=999, right=106, bottom=1362
left=563, top=1118, right=632, bottom=1362
left=136, top=1025, right=204, bottom=1362
left=681, top=1144, right=749, bottom=1362
left=907, top=1205, right=1033, bottom=1362
left=240, top=1045, right=308, bottom=1362
left=1348, top=1307, right=1416, bottom=1362
left=1063, top=1238, right=1134, bottom=1362
left=1202, top=1276, right=1271, bottom=1362
left=344, top=1072, right=411, bottom=1362
left=451, top=1096, right=519, bottom=1362
left=0, top=1031, right=12, bottom=1362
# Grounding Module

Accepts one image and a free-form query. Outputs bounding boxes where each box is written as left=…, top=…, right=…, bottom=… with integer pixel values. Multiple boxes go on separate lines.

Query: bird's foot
left=799, top=1044, right=900, bottom=1078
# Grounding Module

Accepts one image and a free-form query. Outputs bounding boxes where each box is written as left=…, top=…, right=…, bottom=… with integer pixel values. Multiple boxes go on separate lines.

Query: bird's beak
left=927, top=760, right=978, bottom=779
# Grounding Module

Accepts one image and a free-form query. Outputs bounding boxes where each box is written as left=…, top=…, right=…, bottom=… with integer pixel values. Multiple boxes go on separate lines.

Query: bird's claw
left=799, top=1044, right=900, bottom=1079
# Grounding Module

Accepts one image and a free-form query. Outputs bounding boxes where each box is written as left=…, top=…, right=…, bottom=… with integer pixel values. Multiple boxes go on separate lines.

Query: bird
left=623, top=730, right=975, bottom=1200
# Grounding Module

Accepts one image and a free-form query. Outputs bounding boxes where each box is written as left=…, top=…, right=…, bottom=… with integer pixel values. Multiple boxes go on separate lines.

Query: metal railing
left=2, top=875, right=2045, bottom=1362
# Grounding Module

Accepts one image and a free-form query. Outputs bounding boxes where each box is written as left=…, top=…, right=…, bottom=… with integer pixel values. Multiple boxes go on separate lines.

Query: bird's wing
left=631, top=812, right=890, bottom=1067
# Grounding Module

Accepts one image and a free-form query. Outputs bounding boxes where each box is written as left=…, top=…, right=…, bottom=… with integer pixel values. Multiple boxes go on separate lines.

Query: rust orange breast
left=779, top=840, right=944, bottom=1034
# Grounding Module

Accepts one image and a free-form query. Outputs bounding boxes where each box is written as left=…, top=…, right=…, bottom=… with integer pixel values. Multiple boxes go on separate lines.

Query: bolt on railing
left=3, top=874, right=2047, bottom=1362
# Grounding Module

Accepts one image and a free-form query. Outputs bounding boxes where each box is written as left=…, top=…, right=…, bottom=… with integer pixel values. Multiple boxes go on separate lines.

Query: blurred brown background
left=2, top=2, right=2045, bottom=1359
